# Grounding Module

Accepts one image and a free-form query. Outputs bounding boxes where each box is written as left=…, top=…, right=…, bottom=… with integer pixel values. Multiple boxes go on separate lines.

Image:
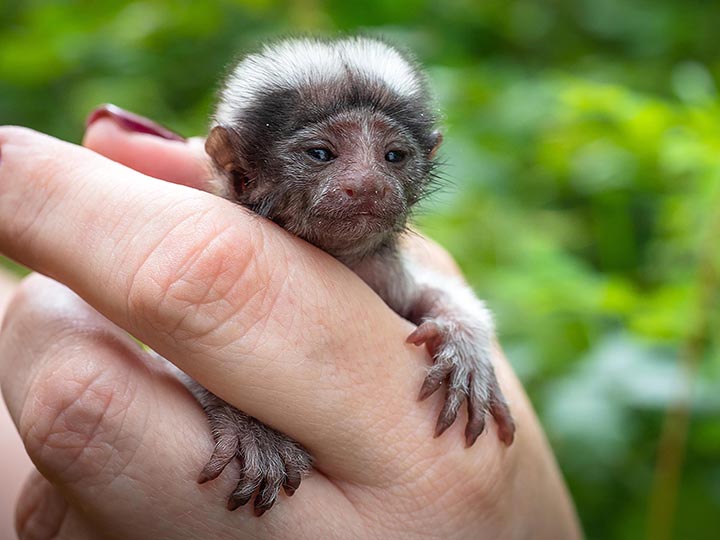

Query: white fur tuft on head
left=215, top=37, right=424, bottom=126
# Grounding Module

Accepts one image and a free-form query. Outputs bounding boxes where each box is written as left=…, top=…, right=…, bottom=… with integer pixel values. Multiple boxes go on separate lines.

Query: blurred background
left=1, top=0, right=719, bottom=538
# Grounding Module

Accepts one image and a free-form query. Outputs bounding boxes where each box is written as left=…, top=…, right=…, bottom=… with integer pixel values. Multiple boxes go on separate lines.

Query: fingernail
left=85, top=104, right=185, bottom=141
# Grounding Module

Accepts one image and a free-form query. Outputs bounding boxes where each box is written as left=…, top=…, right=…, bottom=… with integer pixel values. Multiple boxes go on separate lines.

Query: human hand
left=0, top=114, right=580, bottom=539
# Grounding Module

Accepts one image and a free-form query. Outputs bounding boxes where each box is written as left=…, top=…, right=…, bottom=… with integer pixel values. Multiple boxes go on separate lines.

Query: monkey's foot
left=197, top=404, right=312, bottom=516
left=407, top=320, right=515, bottom=447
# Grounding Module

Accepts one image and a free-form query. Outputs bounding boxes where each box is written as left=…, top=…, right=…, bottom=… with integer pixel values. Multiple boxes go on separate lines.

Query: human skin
left=0, top=268, right=34, bottom=540
left=0, top=118, right=582, bottom=539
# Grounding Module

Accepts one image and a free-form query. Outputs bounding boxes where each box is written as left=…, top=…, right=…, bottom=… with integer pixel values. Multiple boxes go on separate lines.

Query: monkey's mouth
left=348, top=210, right=386, bottom=221
left=304, top=209, right=398, bottom=248
left=311, top=196, right=402, bottom=224
left=315, top=212, right=391, bottom=232
left=304, top=192, right=406, bottom=252
left=348, top=213, right=392, bottom=233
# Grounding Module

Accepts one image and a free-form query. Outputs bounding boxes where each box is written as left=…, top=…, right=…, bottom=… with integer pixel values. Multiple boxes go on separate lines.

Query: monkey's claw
left=198, top=405, right=312, bottom=515
left=407, top=320, right=443, bottom=348
left=409, top=320, right=516, bottom=447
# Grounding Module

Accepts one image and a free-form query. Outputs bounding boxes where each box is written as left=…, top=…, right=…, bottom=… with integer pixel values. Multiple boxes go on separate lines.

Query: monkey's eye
left=385, top=150, right=406, bottom=163
left=307, top=148, right=334, bottom=162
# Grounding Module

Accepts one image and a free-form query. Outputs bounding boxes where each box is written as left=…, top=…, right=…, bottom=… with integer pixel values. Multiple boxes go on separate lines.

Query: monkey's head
left=206, top=37, right=442, bottom=261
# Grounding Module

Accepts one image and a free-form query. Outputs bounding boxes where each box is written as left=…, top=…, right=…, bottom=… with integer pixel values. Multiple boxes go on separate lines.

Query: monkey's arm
left=152, top=352, right=312, bottom=515
left=183, top=377, right=312, bottom=515
left=354, top=250, right=516, bottom=446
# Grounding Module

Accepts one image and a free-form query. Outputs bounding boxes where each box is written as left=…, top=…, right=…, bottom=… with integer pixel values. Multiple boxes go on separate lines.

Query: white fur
left=402, top=256, right=496, bottom=396
left=215, top=37, right=423, bottom=125
left=403, top=256, right=495, bottom=331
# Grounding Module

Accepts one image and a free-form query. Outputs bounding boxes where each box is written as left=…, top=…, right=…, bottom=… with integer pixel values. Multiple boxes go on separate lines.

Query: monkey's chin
left=305, top=214, right=396, bottom=255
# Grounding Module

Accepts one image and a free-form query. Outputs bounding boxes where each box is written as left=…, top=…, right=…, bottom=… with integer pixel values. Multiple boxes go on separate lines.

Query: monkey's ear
left=206, top=125, right=243, bottom=172
left=428, top=130, right=443, bottom=160
left=206, top=125, right=251, bottom=196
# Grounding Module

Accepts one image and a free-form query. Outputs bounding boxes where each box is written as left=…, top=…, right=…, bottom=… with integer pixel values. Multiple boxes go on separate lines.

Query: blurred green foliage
left=2, top=1, right=719, bottom=538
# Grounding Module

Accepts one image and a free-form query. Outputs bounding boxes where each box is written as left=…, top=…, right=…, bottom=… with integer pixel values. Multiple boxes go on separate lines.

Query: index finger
left=0, top=126, right=440, bottom=482
left=82, top=108, right=464, bottom=278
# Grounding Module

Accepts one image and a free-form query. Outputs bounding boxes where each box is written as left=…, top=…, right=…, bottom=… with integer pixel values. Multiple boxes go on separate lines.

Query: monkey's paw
left=407, top=319, right=515, bottom=447
left=197, top=405, right=312, bottom=516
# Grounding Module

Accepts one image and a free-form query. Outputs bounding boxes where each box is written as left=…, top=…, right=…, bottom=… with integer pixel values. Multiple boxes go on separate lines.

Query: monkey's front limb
left=355, top=254, right=515, bottom=447
left=406, top=292, right=515, bottom=446
left=181, top=376, right=313, bottom=516
left=153, top=354, right=312, bottom=515
left=408, top=262, right=515, bottom=446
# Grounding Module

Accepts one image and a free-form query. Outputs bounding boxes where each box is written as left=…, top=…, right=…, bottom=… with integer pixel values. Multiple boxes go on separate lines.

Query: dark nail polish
left=85, top=104, right=185, bottom=141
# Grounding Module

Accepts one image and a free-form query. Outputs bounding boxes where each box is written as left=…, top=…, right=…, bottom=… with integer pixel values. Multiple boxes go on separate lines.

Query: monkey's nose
left=337, top=177, right=390, bottom=209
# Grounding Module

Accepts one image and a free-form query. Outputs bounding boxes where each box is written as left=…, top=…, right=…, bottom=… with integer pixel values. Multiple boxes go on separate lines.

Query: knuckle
left=126, top=207, right=283, bottom=349
left=18, top=344, right=139, bottom=488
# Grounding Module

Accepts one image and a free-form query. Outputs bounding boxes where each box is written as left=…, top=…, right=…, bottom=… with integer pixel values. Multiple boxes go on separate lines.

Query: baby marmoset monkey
left=185, top=36, right=515, bottom=516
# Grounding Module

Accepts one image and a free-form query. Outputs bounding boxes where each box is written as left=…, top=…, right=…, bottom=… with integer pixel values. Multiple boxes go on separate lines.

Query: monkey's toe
left=198, top=432, right=240, bottom=484
left=199, top=402, right=312, bottom=515
left=465, top=374, right=515, bottom=447
left=407, top=320, right=442, bottom=347
left=224, top=437, right=312, bottom=514
left=489, top=391, right=516, bottom=446
left=415, top=320, right=516, bottom=447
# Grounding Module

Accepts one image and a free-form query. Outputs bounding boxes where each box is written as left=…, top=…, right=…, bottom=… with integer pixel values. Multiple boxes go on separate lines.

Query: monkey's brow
left=298, top=109, right=413, bottom=135
left=289, top=123, right=328, bottom=137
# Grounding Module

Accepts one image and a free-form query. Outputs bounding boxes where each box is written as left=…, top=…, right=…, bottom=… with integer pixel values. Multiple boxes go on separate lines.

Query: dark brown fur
left=187, top=37, right=514, bottom=515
